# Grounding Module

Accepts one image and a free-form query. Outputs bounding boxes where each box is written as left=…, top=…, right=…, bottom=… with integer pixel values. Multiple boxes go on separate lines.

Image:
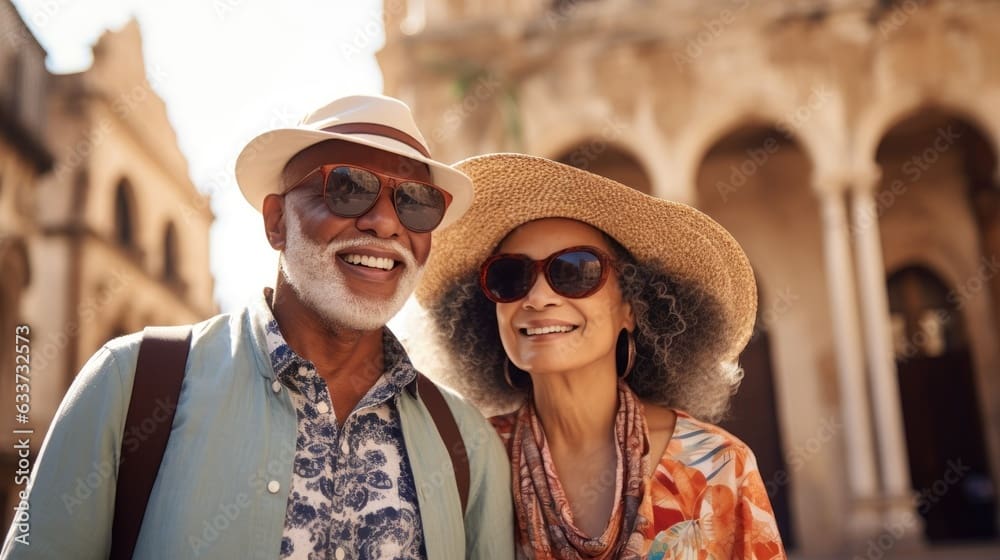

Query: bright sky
left=12, top=0, right=399, bottom=315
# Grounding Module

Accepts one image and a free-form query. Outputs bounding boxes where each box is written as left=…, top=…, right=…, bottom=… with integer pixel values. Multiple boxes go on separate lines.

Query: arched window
left=114, top=179, right=137, bottom=249
left=163, top=221, right=180, bottom=282
left=887, top=266, right=967, bottom=359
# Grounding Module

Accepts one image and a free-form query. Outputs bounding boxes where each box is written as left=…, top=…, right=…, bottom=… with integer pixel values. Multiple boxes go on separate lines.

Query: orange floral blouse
left=492, top=409, right=787, bottom=559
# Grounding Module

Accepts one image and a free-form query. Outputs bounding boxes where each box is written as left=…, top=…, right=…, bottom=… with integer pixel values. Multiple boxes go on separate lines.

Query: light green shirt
left=1, top=297, right=514, bottom=559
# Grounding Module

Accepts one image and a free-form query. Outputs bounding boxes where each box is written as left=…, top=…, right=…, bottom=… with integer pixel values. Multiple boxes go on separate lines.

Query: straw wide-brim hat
left=415, top=153, right=758, bottom=363
left=235, top=94, right=473, bottom=229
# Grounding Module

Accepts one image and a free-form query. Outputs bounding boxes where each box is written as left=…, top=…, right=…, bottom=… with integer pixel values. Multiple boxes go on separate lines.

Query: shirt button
left=335, top=547, right=346, bottom=560
left=298, top=365, right=308, bottom=376
left=316, top=401, right=329, bottom=415
left=267, top=480, right=280, bottom=494
left=340, top=439, right=349, bottom=454
left=271, top=380, right=281, bottom=393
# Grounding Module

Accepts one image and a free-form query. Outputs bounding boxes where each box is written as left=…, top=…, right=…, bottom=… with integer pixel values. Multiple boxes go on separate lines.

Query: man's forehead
left=281, top=139, right=432, bottom=188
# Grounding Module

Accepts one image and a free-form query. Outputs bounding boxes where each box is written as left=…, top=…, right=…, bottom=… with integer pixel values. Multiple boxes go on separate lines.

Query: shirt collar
left=252, top=288, right=420, bottom=399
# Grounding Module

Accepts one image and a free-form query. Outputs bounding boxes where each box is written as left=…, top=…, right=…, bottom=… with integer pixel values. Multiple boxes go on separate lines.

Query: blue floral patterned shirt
left=264, top=315, right=426, bottom=560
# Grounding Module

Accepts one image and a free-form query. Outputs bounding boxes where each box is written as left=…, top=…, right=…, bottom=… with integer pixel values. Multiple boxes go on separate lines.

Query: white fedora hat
left=235, top=94, right=473, bottom=229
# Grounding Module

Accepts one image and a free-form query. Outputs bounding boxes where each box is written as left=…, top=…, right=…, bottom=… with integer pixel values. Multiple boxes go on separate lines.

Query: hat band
left=321, top=122, right=431, bottom=158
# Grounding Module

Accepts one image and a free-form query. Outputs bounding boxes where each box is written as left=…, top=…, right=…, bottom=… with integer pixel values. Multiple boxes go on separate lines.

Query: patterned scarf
left=511, top=380, right=650, bottom=559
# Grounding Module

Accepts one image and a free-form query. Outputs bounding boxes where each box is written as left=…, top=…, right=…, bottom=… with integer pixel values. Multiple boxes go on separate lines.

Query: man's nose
left=354, top=187, right=405, bottom=238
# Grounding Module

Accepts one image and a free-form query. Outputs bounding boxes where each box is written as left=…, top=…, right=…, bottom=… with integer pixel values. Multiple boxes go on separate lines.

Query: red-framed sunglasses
left=285, top=164, right=452, bottom=233
left=479, top=246, right=615, bottom=303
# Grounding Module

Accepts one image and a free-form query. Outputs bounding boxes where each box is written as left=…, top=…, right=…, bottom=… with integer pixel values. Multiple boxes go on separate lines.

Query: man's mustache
left=322, top=237, right=419, bottom=270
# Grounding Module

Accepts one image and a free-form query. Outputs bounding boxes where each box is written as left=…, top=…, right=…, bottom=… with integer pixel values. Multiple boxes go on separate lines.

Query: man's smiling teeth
left=523, top=325, right=576, bottom=336
left=342, top=254, right=396, bottom=271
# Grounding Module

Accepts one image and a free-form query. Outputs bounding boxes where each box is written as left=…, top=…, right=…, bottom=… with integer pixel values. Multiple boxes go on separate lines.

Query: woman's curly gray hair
left=424, top=235, right=743, bottom=422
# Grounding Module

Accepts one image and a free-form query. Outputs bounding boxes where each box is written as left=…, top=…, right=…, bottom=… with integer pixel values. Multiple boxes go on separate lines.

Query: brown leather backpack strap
left=110, top=325, right=192, bottom=560
left=417, top=374, right=470, bottom=513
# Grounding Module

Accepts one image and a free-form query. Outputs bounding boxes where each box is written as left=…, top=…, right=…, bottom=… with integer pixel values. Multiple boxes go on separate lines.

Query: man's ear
left=262, top=194, right=287, bottom=250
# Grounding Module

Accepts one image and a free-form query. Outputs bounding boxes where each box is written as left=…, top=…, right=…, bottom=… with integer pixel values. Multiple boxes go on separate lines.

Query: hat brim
left=234, top=128, right=472, bottom=230
left=415, top=153, right=758, bottom=362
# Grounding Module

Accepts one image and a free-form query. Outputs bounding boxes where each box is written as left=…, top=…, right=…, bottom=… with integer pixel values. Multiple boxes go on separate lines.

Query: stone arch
left=874, top=106, right=1000, bottom=542
left=882, top=235, right=984, bottom=302
left=859, top=100, right=1000, bottom=173
left=693, top=120, right=820, bottom=552
left=873, top=108, right=1000, bottom=341
left=549, top=140, right=653, bottom=194
left=680, top=103, right=835, bottom=196
left=693, top=121, right=815, bottom=209
left=528, top=105, right=663, bottom=195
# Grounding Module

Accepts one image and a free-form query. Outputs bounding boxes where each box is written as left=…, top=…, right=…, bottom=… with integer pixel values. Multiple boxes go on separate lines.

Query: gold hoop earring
left=616, top=329, right=636, bottom=379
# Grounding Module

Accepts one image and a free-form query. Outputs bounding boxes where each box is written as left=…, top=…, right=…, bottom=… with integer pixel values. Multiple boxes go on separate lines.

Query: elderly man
left=1, top=95, right=513, bottom=559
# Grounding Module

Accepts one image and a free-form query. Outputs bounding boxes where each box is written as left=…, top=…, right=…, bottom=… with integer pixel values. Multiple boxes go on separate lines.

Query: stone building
left=0, top=5, right=215, bottom=526
left=0, top=0, right=55, bottom=526
left=379, top=0, right=1000, bottom=556
left=0, top=4, right=50, bottom=340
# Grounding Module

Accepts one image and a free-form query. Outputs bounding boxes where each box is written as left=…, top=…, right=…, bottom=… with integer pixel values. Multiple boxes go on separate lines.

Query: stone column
left=849, top=169, right=922, bottom=540
left=815, top=180, right=882, bottom=538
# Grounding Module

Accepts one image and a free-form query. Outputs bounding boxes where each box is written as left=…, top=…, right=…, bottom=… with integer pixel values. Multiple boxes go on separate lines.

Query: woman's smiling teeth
left=342, top=254, right=396, bottom=271
left=522, top=325, right=577, bottom=336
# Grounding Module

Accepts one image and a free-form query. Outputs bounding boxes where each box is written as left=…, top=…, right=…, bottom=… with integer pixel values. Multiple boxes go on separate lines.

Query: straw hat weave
left=416, top=153, right=757, bottom=363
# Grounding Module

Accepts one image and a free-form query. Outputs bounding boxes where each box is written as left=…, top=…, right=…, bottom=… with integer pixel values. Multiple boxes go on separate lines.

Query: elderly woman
left=415, top=154, right=785, bottom=559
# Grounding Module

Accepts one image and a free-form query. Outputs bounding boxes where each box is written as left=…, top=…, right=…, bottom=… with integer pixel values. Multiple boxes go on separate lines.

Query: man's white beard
left=279, top=209, right=423, bottom=331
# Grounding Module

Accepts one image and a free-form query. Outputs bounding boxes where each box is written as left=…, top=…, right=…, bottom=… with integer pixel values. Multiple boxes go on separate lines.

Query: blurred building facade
left=0, top=3, right=215, bottom=527
left=380, top=0, right=1000, bottom=556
